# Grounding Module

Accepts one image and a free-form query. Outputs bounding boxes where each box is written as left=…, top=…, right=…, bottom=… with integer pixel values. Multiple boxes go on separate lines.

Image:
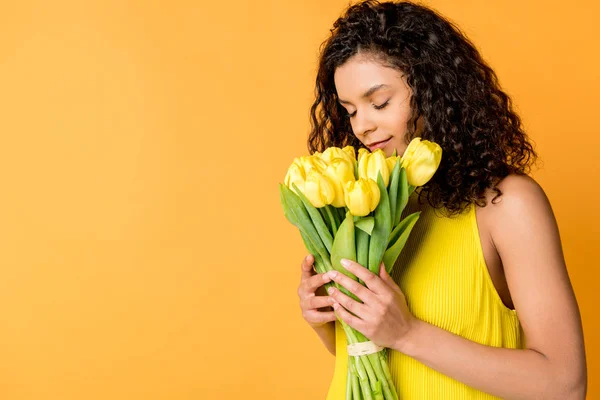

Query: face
left=334, top=54, right=415, bottom=157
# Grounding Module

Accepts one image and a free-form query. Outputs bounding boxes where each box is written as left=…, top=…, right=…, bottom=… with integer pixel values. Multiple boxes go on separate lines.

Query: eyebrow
left=338, top=84, right=391, bottom=105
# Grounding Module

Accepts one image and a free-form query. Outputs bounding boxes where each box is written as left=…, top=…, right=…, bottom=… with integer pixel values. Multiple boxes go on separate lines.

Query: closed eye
left=374, top=100, right=389, bottom=110
left=346, top=100, right=390, bottom=118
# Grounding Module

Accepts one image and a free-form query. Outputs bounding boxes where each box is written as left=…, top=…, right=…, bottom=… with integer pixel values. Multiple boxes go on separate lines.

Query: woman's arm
left=327, top=174, right=587, bottom=399
left=396, top=175, right=587, bottom=399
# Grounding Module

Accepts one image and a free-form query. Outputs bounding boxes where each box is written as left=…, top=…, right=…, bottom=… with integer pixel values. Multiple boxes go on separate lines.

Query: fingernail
left=340, top=259, right=351, bottom=268
left=327, top=287, right=335, bottom=295
left=327, top=271, right=337, bottom=279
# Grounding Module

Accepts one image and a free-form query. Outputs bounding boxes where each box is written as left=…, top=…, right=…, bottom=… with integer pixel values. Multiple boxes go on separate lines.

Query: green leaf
left=356, top=228, right=369, bottom=275
left=330, top=213, right=361, bottom=302
left=368, top=172, right=392, bottom=274
left=324, top=205, right=339, bottom=236
left=318, top=206, right=332, bottom=233
left=387, top=160, right=402, bottom=228
left=330, top=212, right=358, bottom=280
left=279, top=184, right=297, bottom=226
left=291, top=183, right=334, bottom=253
left=394, top=168, right=409, bottom=226
left=355, top=216, right=375, bottom=235
left=329, top=205, right=341, bottom=227
left=280, top=185, right=330, bottom=264
left=299, top=230, right=329, bottom=274
left=383, top=211, right=420, bottom=274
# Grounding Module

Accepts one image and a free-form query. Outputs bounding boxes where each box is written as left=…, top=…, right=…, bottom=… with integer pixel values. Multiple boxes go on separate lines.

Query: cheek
left=387, top=111, right=411, bottom=138
left=387, top=138, right=408, bottom=158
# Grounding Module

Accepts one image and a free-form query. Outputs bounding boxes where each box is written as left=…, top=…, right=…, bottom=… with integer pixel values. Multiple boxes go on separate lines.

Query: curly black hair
left=308, top=0, right=538, bottom=216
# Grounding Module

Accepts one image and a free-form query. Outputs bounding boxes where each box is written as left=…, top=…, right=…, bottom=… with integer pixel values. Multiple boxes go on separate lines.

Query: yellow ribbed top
left=326, top=193, right=523, bottom=399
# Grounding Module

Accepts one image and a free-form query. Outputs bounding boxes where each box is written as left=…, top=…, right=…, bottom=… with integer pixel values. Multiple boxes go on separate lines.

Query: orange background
left=0, top=1, right=597, bottom=399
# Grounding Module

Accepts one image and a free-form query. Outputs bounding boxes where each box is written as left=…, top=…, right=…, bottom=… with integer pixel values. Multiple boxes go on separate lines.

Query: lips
left=367, top=137, right=392, bottom=151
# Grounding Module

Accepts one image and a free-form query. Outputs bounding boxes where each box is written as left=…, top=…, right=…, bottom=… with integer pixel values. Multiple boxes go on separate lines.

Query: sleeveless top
left=325, top=193, right=524, bottom=399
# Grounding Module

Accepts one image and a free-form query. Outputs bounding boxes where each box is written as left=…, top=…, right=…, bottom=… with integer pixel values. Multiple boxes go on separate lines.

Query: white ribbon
left=347, top=341, right=384, bottom=356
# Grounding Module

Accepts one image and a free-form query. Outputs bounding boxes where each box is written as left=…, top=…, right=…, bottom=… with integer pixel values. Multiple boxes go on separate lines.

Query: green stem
left=342, top=326, right=379, bottom=393
left=340, top=321, right=400, bottom=400
left=378, top=351, right=398, bottom=400
left=298, top=230, right=333, bottom=273
left=319, top=206, right=333, bottom=233
left=330, top=205, right=342, bottom=227
left=350, top=362, right=361, bottom=400
left=353, top=356, right=374, bottom=400
left=325, top=205, right=339, bottom=236
left=366, top=354, right=393, bottom=400
left=337, top=206, right=347, bottom=222
left=347, top=364, right=353, bottom=400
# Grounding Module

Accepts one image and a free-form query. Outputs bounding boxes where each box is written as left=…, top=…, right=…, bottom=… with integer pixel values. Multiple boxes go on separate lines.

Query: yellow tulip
left=303, top=169, right=336, bottom=208
left=386, top=155, right=401, bottom=173
left=284, top=159, right=307, bottom=191
left=285, top=155, right=330, bottom=201
left=320, top=146, right=356, bottom=168
left=344, top=178, right=380, bottom=216
left=357, top=148, right=369, bottom=165
left=301, top=155, right=328, bottom=173
left=324, top=158, right=355, bottom=207
left=401, top=138, right=442, bottom=186
left=342, top=146, right=356, bottom=161
left=358, top=149, right=390, bottom=187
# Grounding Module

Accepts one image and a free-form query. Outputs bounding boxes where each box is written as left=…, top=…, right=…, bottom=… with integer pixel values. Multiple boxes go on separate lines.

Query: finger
left=378, top=262, right=393, bottom=285
left=332, top=302, right=367, bottom=334
left=306, top=272, right=332, bottom=293
left=379, top=263, right=403, bottom=293
left=326, top=269, right=377, bottom=304
left=328, top=286, right=369, bottom=318
left=303, top=309, right=338, bottom=325
left=301, top=295, right=335, bottom=311
left=298, top=273, right=332, bottom=298
left=338, top=259, right=390, bottom=295
left=300, top=254, right=315, bottom=281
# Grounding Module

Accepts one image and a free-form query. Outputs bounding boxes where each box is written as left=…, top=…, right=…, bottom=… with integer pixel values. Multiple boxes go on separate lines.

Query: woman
left=296, top=1, right=587, bottom=399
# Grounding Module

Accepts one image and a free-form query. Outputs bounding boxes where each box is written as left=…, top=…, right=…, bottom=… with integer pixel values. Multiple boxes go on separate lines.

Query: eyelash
left=347, top=100, right=389, bottom=118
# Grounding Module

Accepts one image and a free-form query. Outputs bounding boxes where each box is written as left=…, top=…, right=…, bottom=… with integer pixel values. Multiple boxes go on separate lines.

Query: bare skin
left=297, top=53, right=587, bottom=398
left=322, top=175, right=587, bottom=399
left=297, top=256, right=337, bottom=355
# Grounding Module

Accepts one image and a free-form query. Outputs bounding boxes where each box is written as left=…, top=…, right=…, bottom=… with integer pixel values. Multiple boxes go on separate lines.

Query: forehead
left=334, top=56, right=405, bottom=98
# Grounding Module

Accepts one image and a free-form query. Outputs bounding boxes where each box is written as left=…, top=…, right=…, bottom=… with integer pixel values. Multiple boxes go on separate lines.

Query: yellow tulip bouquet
left=279, top=138, right=442, bottom=400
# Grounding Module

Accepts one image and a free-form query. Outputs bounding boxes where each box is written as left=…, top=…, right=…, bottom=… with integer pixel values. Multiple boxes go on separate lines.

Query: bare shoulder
left=482, top=173, right=564, bottom=286
left=486, top=173, right=549, bottom=212
left=477, top=174, right=554, bottom=238
left=476, top=173, right=553, bottom=243
left=481, top=174, right=586, bottom=392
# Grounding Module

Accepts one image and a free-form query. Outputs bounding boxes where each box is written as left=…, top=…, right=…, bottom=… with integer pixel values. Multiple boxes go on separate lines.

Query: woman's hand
left=326, top=259, right=417, bottom=351
left=298, top=254, right=337, bottom=329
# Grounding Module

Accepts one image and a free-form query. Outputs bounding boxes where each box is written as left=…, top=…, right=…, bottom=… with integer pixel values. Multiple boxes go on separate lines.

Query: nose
left=353, top=109, right=376, bottom=137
